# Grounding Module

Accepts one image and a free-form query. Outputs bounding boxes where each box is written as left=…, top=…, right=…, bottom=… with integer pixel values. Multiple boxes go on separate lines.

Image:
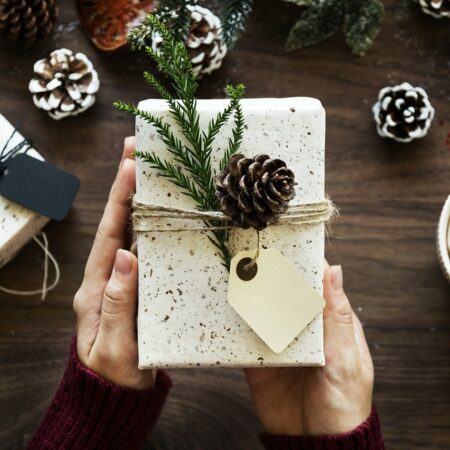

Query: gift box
left=135, top=97, right=326, bottom=368
left=0, top=114, right=49, bottom=269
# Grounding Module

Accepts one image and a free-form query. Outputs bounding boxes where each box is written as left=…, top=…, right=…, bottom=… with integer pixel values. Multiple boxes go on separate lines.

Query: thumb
left=100, top=249, right=138, bottom=337
left=323, top=265, right=356, bottom=357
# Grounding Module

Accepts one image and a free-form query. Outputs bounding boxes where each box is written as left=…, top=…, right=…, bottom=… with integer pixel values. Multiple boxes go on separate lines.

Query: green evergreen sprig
left=284, top=0, right=384, bottom=56
left=114, top=15, right=246, bottom=268
left=127, top=0, right=253, bottom=55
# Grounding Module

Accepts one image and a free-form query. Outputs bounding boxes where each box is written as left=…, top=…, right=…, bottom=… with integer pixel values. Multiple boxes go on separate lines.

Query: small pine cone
left=372, top=82, right=435, bottom=143
left=152, top=5, right=228, bottom=78
left=215, top=154, right=296, bottom=231
left=0, top=0, right=58, bottom=43
left=28, top=48, right=100, bottom=120
left=418, top=0, right=450, bottom=18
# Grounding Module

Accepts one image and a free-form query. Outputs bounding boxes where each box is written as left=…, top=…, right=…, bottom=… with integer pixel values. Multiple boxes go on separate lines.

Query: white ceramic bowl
left=437, top=195, right=450, bottom=283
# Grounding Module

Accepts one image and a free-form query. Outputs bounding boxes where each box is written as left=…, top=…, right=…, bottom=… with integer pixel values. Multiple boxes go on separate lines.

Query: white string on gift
left=0, top=232, right=60, bottom=301
left=0, top=126, right=33, bottom=166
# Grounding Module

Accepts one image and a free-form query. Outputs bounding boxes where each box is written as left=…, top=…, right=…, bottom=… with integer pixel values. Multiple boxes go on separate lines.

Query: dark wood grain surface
left=1, top=1, right=449, bottom=449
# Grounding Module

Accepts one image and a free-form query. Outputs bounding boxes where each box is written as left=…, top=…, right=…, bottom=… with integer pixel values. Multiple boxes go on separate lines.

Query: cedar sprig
left=220, top=85, right=245, bottom=170
left=156, top=0, right=195, bottom=42
left=128, top=0, right=253, bottom=56
left=115, top=15, right=246, bottom=268
left=128, top=0, right=196, bottom=50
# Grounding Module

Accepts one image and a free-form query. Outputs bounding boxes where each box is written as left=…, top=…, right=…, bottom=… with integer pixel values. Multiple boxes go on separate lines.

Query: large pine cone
left=0, top=0, right=58, bottom=43
left=372, top=82, right=434, bottom=143
left=152, top=5, right=228, bottom=78
left=215, top=154, right=296, bottom=231
left=28, top=48, right=100, bottom=120
left=418, top=0, right=450, bottom=18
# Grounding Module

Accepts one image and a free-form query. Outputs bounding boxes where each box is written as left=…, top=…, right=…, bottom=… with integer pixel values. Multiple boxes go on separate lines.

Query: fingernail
left=115, top=250, right=132, bottom=276
left=330, top=265, right=343, bottom=291
left=124, top=136, right=133, bottom=148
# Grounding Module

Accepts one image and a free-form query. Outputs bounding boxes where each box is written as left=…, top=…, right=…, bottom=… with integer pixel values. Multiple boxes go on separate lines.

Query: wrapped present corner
left=0, top=114, right=49, bottom=269
left=135, top=98, right=326, bottom=368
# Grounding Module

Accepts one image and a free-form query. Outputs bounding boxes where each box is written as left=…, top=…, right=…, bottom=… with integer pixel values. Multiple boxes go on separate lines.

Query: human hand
left=245, top=263, right=374, bottom=436
left=73, top=137, right=153, bottom=390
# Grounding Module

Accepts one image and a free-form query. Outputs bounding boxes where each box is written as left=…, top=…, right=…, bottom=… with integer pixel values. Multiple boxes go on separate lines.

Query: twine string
left=132, top=197, right=337, bottom=233
left=244, top=230, right=260, bottom=271
left=0, top=232, right=60, bottom=300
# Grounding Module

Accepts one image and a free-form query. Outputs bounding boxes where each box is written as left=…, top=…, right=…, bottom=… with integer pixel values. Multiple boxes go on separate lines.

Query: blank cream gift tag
left=228, top=248, right=326, bottom=354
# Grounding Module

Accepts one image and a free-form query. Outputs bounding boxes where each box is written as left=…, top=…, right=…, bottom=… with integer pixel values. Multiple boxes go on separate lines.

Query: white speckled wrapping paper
left=0, top=114, right=49, bottom=269
left=135, top=98, right=325, bottom=368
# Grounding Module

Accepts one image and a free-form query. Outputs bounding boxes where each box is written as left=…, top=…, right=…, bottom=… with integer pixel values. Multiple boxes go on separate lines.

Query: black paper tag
left=0, top=154, right=80, bottom=221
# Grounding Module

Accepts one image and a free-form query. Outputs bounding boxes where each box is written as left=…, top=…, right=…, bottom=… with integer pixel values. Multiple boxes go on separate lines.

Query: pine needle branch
left=116, top=15, right=247, bottom=268
left=220, top=84, right=246, bottom=169
left=283, top=0, right=383, bottom=55
left=155, top=0, right=195, bottom=42
left=134, top=150, right=210, bottom=209
left=128, top=0, right=195, bottom=50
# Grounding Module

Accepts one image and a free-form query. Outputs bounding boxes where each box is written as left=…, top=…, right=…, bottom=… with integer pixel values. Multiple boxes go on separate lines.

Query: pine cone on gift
left=152, top=5, right=228, bottom=78
left=28, top=48, right=100, bottom=120
left=215, top=154, right=296, bottom=231
left=418, top=0, right=450, bottom=18
left=372, top=82, right=435, bottom=143
left=0, top=0, right=58, bottom=43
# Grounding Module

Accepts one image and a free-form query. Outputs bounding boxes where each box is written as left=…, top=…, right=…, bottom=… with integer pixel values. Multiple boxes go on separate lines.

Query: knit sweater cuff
left=261, top=406, right=385, bottom=450
left=28, top=338, right=172, bottom=450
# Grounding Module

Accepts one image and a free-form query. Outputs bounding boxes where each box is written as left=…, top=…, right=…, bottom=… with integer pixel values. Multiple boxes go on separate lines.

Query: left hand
left=244, top=262, right=374, bottom=436
left=73, top=137, right=153, bottom=390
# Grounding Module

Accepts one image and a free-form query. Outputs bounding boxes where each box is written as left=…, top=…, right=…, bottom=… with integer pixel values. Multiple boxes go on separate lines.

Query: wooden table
left=1, top=1, right=449, bottom=448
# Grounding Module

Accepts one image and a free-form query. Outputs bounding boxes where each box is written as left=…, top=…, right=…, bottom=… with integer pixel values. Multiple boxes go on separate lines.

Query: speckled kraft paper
left=135, top=98, right=325, bottom=368
left=0, top=114, right=49, bottom=269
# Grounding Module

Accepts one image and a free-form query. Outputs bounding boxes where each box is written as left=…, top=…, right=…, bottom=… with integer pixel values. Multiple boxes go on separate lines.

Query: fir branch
left=114, top=101, right=211, bottom=203
left=284, top=0, right=383, bottom=56
left=285, top=0, right=344, bottom=51
left=155, top=0, right=195, bottom=42
left=344, top=0, right=384, bottom=56
left=129, top=1, right=252, bottom=59
left=142, top=16, right=212, bottom=205
left=127, top=21, right=153, bottom=51
left=116, top=15, right=247, bottom=268
left=208, top=231, right=231, bottom=269
left=203, top=84, right=245, bottom=169
left=220, top=84, right=246, bottom=170
left=133, top=150, right=210, bottom=209
left=128, top=0, right=195, bottom=50
left=221, top=0, right=253, bottom=48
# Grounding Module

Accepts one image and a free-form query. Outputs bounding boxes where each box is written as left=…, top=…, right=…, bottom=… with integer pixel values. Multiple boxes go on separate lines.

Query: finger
left=84, top=136, right=135, bottom=285
left=352, top=311, right=374, bottom=371
left=99, top=249, right=139, bottom=338
left=84, top=157, right=136, bottom=286
left=122, top=136, right=135, bottom=162
left=74, top=286, right=101, bottom=365
left=323, top=265, right=357, bottom=363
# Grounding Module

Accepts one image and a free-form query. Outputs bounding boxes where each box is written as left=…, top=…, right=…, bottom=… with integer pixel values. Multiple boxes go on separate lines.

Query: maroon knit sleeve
left=27, top=338, right=172, bottom=450
left=261, top=406, right=385, bottom=450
